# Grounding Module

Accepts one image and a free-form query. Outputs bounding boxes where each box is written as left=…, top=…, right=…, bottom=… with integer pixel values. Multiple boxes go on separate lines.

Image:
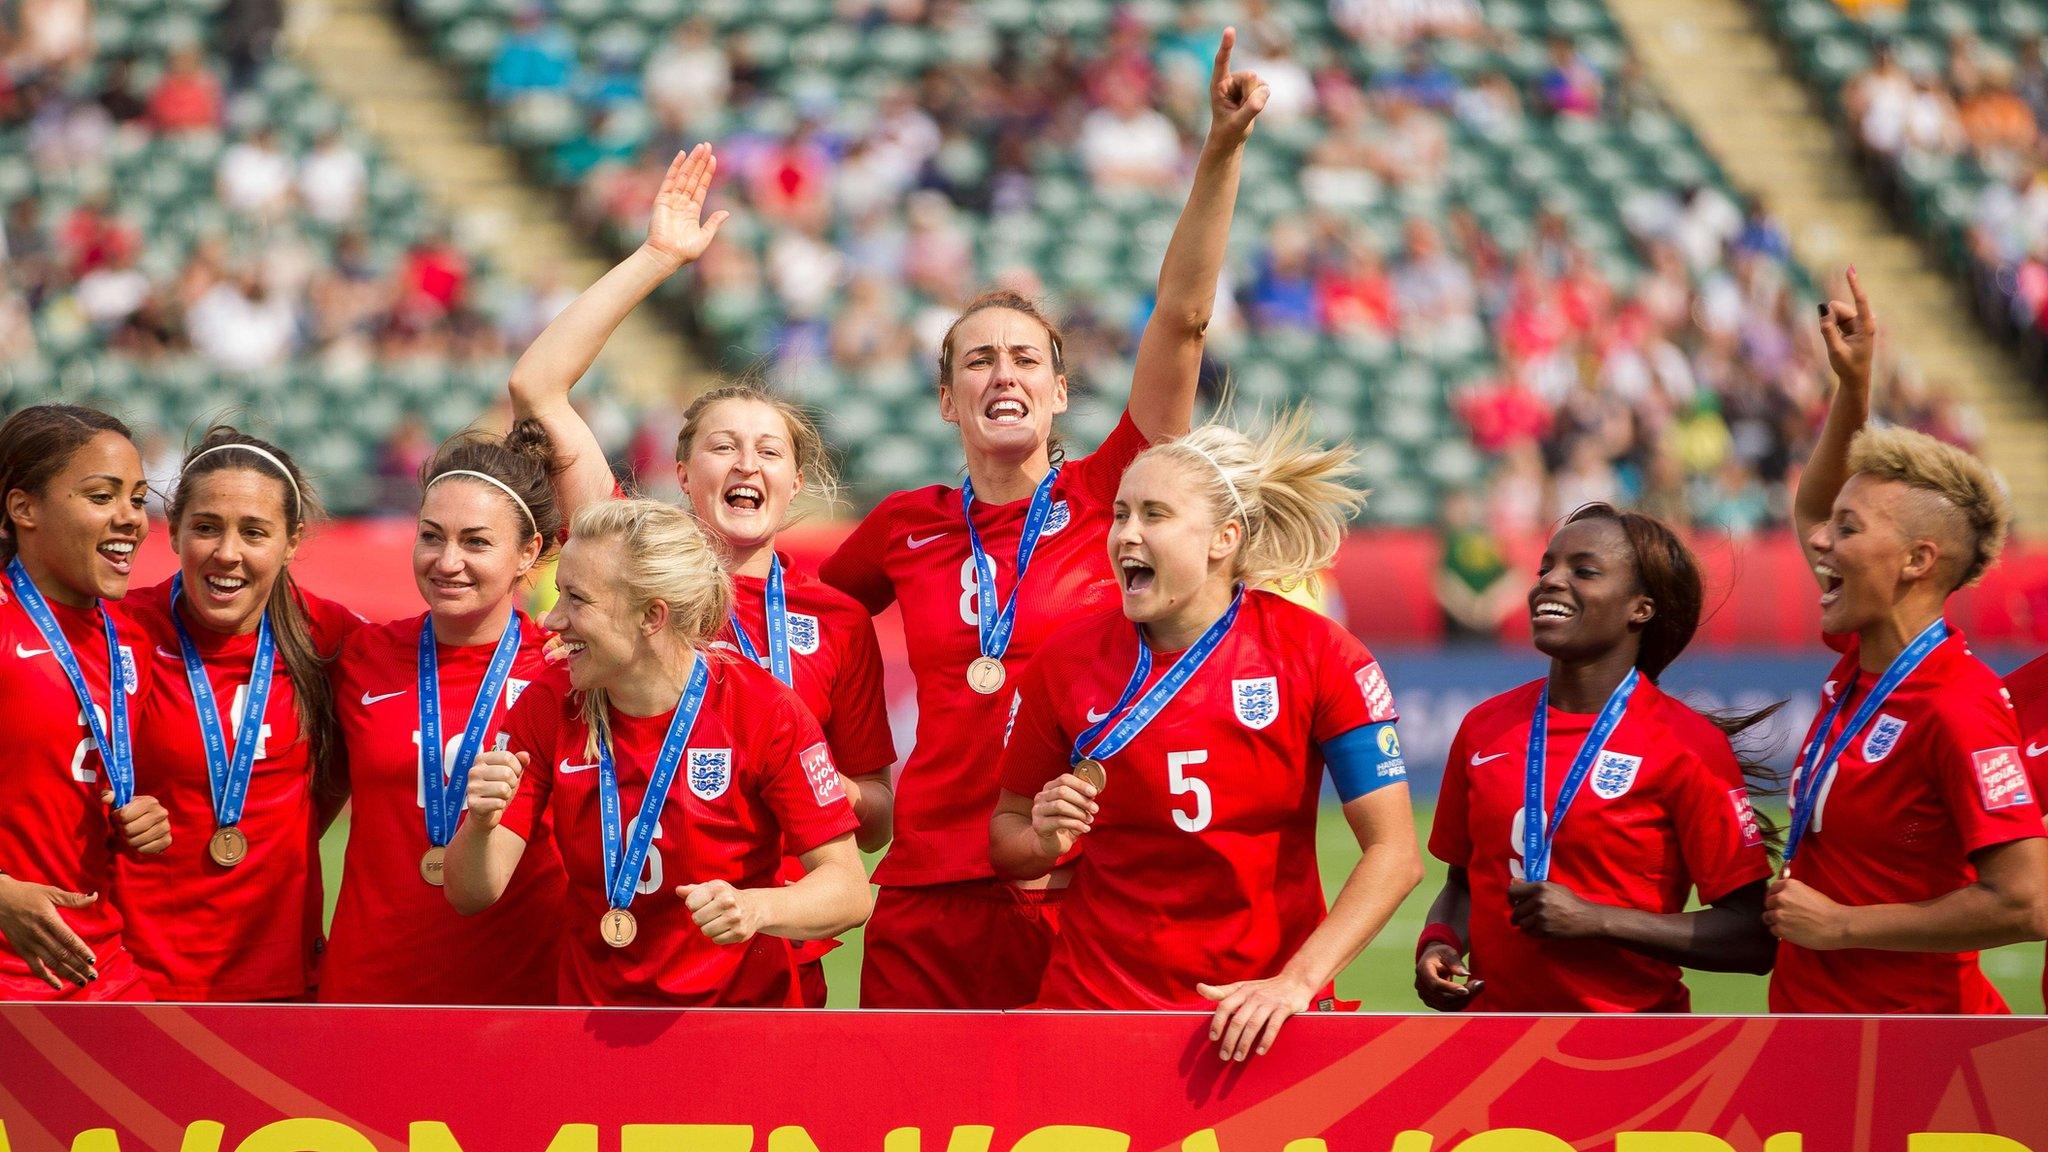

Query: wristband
left=1415, top=922, right=1465, bottom=961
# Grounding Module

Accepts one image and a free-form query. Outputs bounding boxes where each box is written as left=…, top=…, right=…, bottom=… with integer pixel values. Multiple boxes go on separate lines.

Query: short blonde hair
left=568, top=498, right=733, bottom=755
left=1139, top=408, right=1367, bottom=590
left=1848, top=425, right=2010, bottom=588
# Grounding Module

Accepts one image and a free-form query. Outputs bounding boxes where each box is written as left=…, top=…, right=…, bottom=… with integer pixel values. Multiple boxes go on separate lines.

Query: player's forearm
left=752, top=852, right=871, bottom=941
left=988, top=810, right=1060, bottom=881
left=1837, top=883, right=2046, bottom=952
left=1594, top=885, right=1776, bottom=974
left=1126, top=135, right=1246, bottom=443
left=1792, top=367, right=1869, bottom=543
left=846, top=774, right=893, bottom=854
left=508, top=246, right=677, bottom=412
left=1424, top=866, right=1473, bottom=946
left=443, top=821, right=522, bottom=916
left=1282, top=836, right=1423, bottom=992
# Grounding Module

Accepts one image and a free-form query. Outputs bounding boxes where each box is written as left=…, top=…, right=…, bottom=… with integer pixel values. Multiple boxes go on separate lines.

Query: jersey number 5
left=1169, top=750, right=1213, bottom=833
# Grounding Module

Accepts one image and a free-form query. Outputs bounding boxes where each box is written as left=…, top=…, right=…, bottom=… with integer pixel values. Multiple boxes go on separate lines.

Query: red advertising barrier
left=122, top=522, right=2048, bottom=650
left=2, top=1007, right=2044, bottom=1151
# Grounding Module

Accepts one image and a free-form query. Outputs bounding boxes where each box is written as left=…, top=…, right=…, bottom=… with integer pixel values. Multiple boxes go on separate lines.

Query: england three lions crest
left=1233, top=677, right=1280, bottom=730
left=687, top=748, right=733, bottom=801
left=1590, top=751, right=1642, bottom=800
left=1041, top=500, right=1071, bottom=537
left=787, top=613, right=820, bottom=656
left=1862, top=713, right=1907, bottom=763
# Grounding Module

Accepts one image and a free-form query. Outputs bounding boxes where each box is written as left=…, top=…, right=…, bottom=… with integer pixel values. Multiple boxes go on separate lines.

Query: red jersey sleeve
left=819, top=502, right=898, bottom=615
left=1310, top=621, right=1398, bottom=743
left=1924, top=688, right=2046, bottom=856
left=824, top=609, right=896, bottom=778
left=301, top=590, right=369, bottom=655
left=997, top=647, right=1073, bottom=799
left=1061, top=411, right=1150, bottom=504
left=1664, top=721, right=1772, bottom=904
left=753, top=693, right=860, bottom=858
left=498, top=677, right=567, bottom=844
left=1429, top=720, right=1476, bottom=869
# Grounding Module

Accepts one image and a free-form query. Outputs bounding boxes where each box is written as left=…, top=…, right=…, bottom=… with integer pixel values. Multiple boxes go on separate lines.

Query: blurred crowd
left=1845, top=34, right=2048, bottom=342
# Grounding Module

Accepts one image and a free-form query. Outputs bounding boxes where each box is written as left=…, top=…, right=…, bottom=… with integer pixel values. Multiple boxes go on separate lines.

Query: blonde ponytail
left=568, top=498, right=733, bottom=756
left=1143, top=408, right=1366, bottom=590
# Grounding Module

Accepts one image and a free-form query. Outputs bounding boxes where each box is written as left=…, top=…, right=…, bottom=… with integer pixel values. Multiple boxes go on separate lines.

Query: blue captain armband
left=1324, top=721, right=1407, bottom=802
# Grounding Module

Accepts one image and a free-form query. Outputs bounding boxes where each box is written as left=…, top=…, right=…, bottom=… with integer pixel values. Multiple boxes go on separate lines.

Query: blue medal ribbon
left=598, top=653, right=712, bottom=911
left=1074, top=587, right=1245, bottom=766
left=170, top=573, right=273, bottom=831
left=1522, top=667, right=1640, bottom=884
left=1783, top=618, right=1949, bottom=866
left=417, top=612, right=523, bottom=849
left=728, top=555, right=791, bottom=686
left=962, top=468, right=1060, bottom=664
left=7, top=558, right=133, bottom=807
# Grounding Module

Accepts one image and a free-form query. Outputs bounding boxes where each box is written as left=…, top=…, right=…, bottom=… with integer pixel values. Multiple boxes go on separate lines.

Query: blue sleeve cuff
left=1324, top=722, right=1407, bottom=802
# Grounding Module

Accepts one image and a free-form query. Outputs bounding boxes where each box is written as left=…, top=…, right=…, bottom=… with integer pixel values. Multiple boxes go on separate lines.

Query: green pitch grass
left=320, top=804, right=2045, bottom=1012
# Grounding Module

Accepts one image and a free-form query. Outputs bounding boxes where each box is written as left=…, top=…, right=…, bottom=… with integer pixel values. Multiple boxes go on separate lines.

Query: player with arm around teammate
left=1767, top=270, right=2048, bottom=1013
left=446, top=500, right=870, bottom=1006
left=990, top=411, right=1420, bottom=1060
left=824, top=30, right=1269, bottom=1010
left=0, top=404, right=168, bottom=999
left=1415, top=503, right=1778, bottom=1013
left=117, top=428, right=362, bottom=1001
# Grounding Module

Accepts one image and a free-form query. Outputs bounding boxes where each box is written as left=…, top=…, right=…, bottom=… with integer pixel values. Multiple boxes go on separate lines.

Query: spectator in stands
left=215, top=0, right=282, bottom=91
left=401, top=231, right=469, bottom=315
left=1078, top=71, right=1183, bottom=192
left=1957, top=60, right=2038, bottom=175
left=93, top=56, right=146, bottom=123
left=1434, top=490, right=1516, bottom=643
left=1454, top=70, right=1525, bottom=140
left=1393, top=218, right=1482, bottom=352
left=218, top=127, right=296, bottom=221
left=2016, top=36, right=2048, bottom=129
left=1331, top=0, right=1482, bottom=45
left=1733, top=195, right=1792, bottom=264
left=299, top=130, right=368, bottom=226
left=642, top=18, right=728, bottom=137
left=16, top=0, right=92, bottom=77
left=1366, top=91, right=1449, bottom=193
left=146, top=46, right=221, bottom=132
left=1318, top=239, right=1398, bottom=337
left=1378, top=44, right=1458, bottom=112
left=187, top=267, right=296, bottom=372
left=1695, top=457, right=1770, bottom=535
left=1845, top=41, right=1913, bottom=156
left=1246, top=219, right=1319, bottom=330
left=73, top=246, right=149, bottom=333
left=1537, top=35, right=1603, bottom=119
left=486, top=7, right=574, bottom=105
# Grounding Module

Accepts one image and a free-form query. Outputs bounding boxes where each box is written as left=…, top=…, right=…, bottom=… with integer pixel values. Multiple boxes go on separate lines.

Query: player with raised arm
left=1414, top=504, right=1778, bottom=1013
left=320, top=426, right=569, bottom=1004
left=117, top=429, right=363, bottom=1001
left=0, top=405, right=168, bottom=1000
left=990, top=412, right=1420, bottom=1059
left=822, top=30, right=1268, bottom=1009
left=1767, top=269, right=2048, bottom=1013
left=507, top=145, right=894, bottom=1003
left=445, top=500, right=870, bottom=1006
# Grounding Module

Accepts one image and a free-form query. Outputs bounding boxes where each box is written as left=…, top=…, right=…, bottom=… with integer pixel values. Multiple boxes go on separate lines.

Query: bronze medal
left=601, top=908, right=638, bottom=949
left=419, top=846, right=446, bottom=887
left=208, top=826, right=248, bottom=868
left=966, top=656, right=1006, bottom=695
left=1072, top=759, right=1107, bottom=793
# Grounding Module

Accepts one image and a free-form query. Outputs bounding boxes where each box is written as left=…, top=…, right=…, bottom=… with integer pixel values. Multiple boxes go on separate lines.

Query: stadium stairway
left=1608, top=0, right=2048, bottom=536
left=288, top=0, right=701, bottom=403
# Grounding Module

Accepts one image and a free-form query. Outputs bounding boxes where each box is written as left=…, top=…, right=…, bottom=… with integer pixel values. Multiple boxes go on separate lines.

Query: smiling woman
left=319, top=422, right=570, bottom=1005
left=114, top=428, right=368, bottom=1002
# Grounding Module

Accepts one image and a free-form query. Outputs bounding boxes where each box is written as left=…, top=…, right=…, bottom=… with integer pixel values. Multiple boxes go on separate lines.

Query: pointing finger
left=1212, top=26, right=1236, bottom=88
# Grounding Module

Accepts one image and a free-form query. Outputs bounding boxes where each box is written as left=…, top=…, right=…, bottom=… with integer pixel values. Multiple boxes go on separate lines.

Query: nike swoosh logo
left=155, top=646, right=180, bottom=660
left=361, top=690, right=407, bottom=706
left=906, top=532, right=947, bottom=549
left=1086, top=706, right=1113, bottom=723
left=559, top=760, right=597, bottom=775
left=1471, top=752, right=1511, bottom=766
left=2030, top=742, right=2048, bottom=759
left=15, top=644, right=50, bottom=659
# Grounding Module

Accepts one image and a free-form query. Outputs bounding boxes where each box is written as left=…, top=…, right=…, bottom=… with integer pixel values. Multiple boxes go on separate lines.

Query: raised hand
left=1208, top=27, right=1271, bottom=146
left=1817, top=265, right=1878, bottom=392
left=1030, top=772, right=1097, bottom=858
left=644, top=143, right=730, bottom=272
left=107, top=792, right=170, bottom=855
left=464, top=750, right=527, bottom=828
left=0, top=876, right=99, bottom=990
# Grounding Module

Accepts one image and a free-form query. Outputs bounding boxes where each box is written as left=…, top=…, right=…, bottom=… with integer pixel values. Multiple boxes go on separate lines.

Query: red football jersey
left=1430, top=677, right=1772, bottom=1013
left=499, top=654, right=860, bottom=1006
left=0, top=589, right=152, bottom=999
left=997, top=592, right=1397, bottom=1009
left=820, top=412, right=1147, bottom=886
left=2004, top=651, right=2048, bottom=1007
left=721, top=560, right=895, bottom=781
left=116, top=578, right=364, bottom=1001
left=320, top=611, right=568, bottom=1004
left=1771, top=630, right=2046, bottom=1014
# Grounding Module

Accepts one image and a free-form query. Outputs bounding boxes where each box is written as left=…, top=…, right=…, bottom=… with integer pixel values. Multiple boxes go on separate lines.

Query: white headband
left=1181, top=441, right=1252, bottom=530
left=428, top=469, right=538, bottom=536
left=182, top=443, right=302, bottom=514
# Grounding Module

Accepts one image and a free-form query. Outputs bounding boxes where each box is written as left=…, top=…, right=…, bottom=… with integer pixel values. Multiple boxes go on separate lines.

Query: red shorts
left=799, top=957, right=828, bottom=1009
left=860, top=880, right=1063, bottom=1009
